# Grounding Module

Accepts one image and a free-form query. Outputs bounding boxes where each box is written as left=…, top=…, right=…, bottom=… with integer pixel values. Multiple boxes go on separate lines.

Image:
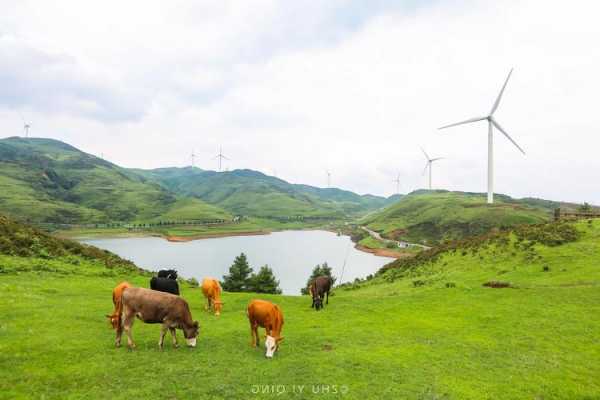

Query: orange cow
left=247, top=299, right=284, bottom=358
left=201, top=278, right=223, bottom=316
left=106, top=281, right=132, bottom=329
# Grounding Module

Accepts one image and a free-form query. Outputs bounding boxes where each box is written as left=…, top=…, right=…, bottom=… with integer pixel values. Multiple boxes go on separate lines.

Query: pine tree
left=222, top=253, right=253, bottom=292
left=248, top=265, right=282, bottom=294
left=301, top=262, right=336, bottom=295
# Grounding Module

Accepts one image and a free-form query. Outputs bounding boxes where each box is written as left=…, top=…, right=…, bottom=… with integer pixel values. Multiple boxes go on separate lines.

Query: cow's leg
left=169, top=327, right=178, bottom=348
left=115, top=315, right=123, bottom=347
left=123, top=312, right=136, bottom=349
left=250, top=321, right=258, bottom=347
left=326, top=290, right=329, bottom=304
left=158, top=324, right=167, bottom=349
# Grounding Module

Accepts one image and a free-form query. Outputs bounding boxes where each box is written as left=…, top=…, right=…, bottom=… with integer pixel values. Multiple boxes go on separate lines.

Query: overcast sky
left=0, top=0, right=598, bottom=204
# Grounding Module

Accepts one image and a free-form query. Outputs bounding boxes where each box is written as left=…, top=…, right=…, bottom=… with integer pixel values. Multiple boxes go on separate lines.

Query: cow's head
left=183, top=321, right=200, bottom=347
left=264, top=335, right=284, bottom=358
left=106, top=313, right=119, bottom=329
left=213, top=300, right=223, bottom=316
left=313, top=296, right=323, bottom=311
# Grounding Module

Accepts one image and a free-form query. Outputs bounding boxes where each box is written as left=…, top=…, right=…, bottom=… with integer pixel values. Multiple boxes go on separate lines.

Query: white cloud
left=0, top=0, right=598, bottom=204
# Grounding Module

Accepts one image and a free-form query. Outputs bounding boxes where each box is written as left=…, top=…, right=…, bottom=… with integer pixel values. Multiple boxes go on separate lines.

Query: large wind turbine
left=213, top=147, right=229, bottom=171
left=439, top=69, right=525, bottom=204
left=421, top=148, right=443, bottom=190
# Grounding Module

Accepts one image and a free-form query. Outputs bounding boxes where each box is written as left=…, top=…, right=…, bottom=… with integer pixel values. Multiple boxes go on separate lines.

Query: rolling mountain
left=134, top=167, right=391, bottom=218
left=0, top=137, right=390, bottom=224
left=361, top=190, right=552, bottom=245
left=0, top=137, right=230, bottom=223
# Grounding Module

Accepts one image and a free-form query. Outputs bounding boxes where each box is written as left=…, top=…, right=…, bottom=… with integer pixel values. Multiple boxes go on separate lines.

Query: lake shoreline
left=59, top=226, right=324, bottom=242
left=63, top=227, right=409, bottom=259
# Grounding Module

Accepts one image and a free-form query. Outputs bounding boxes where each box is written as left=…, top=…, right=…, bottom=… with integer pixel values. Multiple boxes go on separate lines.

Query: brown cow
left=106, top=281, right=132, bottom=329
left=115, top=287, right=199, bottom=349
left=201, top=278, right=223, bottom=316
left=310, top=276, right=332, bottom=311
left=247, top=299, right=284, bottom=358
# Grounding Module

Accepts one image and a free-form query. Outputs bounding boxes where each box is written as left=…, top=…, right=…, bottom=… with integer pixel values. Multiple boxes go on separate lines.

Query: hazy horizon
left=1, top=1, right=598, bottom=204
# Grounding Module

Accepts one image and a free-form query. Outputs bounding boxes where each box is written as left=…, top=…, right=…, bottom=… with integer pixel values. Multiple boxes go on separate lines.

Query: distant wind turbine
left=438, top=68, right=525, bottom=204
left=392, top=173, right=401, bottom=194
left=213, top=147, right=229, bottom=171
left=20, top=114, right=30, bottom=138
left=326, top=170, right=331, bottom=188
left=421, top=147, right=443, bottom=190
left=190, top=151, right=196, bottom=168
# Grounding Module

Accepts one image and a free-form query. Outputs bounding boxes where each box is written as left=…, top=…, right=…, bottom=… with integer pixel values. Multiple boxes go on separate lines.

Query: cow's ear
left=277, top=337, right=284, bottom=343
left=193, top=321, right=199, bottom=328
left=105, top=314, right=112, bottom=319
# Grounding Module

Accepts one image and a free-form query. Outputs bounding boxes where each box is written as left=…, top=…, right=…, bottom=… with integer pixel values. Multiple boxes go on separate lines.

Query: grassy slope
left=0, top=137, right=231, bottom=224
left=135, top=167, right=389, bottom=219
left=362, top=191, right=550, bottom=245
left=1, top=217, right=600, bottom=398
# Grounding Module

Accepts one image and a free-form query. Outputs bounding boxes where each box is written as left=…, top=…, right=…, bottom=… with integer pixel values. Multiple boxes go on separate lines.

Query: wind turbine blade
left=491, top=119, right=525, bottom=155
left=490, top=68, right=513, bottom=115
left=430, top=157, right=444, bottom=162
left=420, top=147, right=430, bottom=161
left=438, top=116, right=487, bottom=130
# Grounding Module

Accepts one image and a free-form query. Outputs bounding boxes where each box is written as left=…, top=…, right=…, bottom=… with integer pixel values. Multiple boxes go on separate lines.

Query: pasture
left=1, top=220, right=600, bottom=399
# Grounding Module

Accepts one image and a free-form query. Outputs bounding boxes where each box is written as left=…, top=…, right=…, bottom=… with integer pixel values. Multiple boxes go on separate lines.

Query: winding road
left=361, top=226, right=431, bottom=250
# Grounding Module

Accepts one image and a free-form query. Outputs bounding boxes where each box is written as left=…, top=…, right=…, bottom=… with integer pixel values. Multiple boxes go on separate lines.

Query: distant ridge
left=134, top=167, right=393, bottom=218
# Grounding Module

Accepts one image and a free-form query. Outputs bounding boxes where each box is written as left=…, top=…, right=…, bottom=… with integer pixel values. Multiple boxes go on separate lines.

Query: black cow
left=157, top=269, right=178, bottom=280
left=310, top=276, right=332, bottom=311
left=150, top=276, right=180, bottom=295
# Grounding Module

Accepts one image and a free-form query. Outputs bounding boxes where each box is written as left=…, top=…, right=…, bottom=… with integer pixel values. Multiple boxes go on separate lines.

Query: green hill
left=361, top=190, right=551, bottom=245
left=134, top=167, right=390, bottom=218
left=0, top=137, right=230, bottom=224
left=1, top=216, right=599, bottom=398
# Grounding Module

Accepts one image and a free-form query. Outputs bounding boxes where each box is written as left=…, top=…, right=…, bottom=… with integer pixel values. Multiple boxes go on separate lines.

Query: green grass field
left=1, top=218, right=600, bottom=398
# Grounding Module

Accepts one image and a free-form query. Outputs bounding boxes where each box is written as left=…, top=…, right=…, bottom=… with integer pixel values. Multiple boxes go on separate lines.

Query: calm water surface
left=83, top=230, right=392, bottom=295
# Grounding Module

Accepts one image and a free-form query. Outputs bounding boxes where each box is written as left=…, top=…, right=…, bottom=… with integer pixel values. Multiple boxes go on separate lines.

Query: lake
left=83, top=230, right=393, bottom=295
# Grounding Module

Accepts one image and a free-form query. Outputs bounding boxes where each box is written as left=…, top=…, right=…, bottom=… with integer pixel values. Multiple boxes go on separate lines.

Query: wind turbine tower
left=190, top=151, right=196, bottom=168
left=439, top=68, right=525, bottom=204
left=213, top=147, right=229, bottom=171
left=421, top=148, right=443, bottom=190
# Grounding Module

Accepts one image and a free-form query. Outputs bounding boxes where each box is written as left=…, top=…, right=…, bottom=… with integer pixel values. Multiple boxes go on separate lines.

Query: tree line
left=221, top=253, right=336, bottom=295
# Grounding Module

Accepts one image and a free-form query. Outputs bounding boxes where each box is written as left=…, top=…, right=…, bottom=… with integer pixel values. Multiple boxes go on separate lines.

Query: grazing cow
left=106, top=281, right=132, bottom=329
left=157, top=269, right=178, bottom=279
left=247, top=299, right=284, bottom=358
left=201, top=278, right=223, bottom=316
left=310, top=276, right=332, bottom=311
left=115, top=287, right=199, bottom=349
left=150, top=276, right=180, bottom=295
